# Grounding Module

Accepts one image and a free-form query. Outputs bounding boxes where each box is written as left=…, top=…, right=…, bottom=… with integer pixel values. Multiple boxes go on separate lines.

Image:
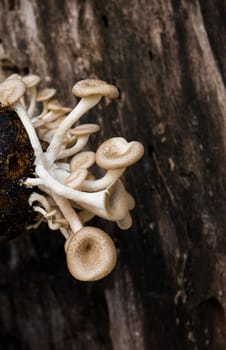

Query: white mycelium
left=0, top=76, right=144, bottom=281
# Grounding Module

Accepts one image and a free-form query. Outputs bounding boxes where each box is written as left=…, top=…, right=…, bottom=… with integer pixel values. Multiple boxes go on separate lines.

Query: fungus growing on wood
left=0, top=76, right=144, bottom=281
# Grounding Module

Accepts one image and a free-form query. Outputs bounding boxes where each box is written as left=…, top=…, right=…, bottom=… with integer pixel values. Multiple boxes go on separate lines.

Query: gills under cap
left=65, top=226, right=117, bottom=281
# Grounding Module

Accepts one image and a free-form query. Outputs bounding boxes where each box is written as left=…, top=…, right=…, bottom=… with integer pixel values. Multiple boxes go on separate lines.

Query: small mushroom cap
left=0, top=79, right=26, bottom=106
left=22, top=74, right=41, bottom=88
left=64, top=168, right=88, bottom=188
left=6, top=73, right=22, bottom=81
left=72, top=79, right=119, bottom=99
left=70, top=151, right=96, bottom=172
left=47, top=99, right=72, bottom=112
left=65, top=226, right=117, bottom=281
left=36, top=88, right=56, bottom=102
left=69, top=123, right=100, bottom=136
left=96, top=137, right=144, bottom=170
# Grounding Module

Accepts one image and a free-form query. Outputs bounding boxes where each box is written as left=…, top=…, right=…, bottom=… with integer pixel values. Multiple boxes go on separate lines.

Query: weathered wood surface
left=0, top=0, right=226, bottom=349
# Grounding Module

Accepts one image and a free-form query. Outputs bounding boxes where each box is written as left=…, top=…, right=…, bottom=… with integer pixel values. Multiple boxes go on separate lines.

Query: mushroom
left=80, top=168, right=125, bottom=192
left=96, top=137, right=144, bottom=169
left=69, top=123, right=100, bottom=137
left=0, top=75, right=144, bottom=282
left=46, top=79, right=119, bottom=164
left=0, top=79, right=45, bottom=166
left=117, top=212, right=133, bottom=230
left=56, top=123, right=100, bottom=160
left=35, top=164, right=129, bottom=221
left=47, top=99, right=72, bottom=114
left=77, top=209, right=95, bottom=224
left=79, top=137, right=144, bottom=192
left=6, top=73, right=22, bottom=81
left=51, top=192, right=83, bottom=234
left=0, top=78, right=25, bottom=107
left=65, top=226, right=117, bottom=281
left=70, top=151, right=96, bottom=172
left=35, top=88, right=56, bottom=119
left=64, top=168, right=88, bottom=188
left=22, top=74, right=40, bottom=117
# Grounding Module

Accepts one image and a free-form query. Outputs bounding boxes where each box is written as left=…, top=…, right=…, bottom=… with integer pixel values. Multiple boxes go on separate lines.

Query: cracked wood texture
left=0, top=0, right=226, bottom=349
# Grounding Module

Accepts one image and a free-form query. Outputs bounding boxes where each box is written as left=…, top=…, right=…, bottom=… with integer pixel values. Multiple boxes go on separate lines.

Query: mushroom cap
left=70, top=151, right=96, bottom=172
left=47, top=99, right=72, bottom=112
left=117, top=212, right=133, bottom=230
left=0, top=79, right=26, bottom=106
left=36, top=88, right=56, bottom=102
left=72, top=79, right=119, bottom=99
left=96, top=137, right=144, bottom=170
left=64, top=168, right=88, bottom=188
left=69, top=123, right=100, bottom=136
left=6, top=73, right=22, bottom=81
left=105, top=180, right=129, bottom=220
left=65, top=226, right=117, bottom=281
left=22, top=74, right=41, bottom=88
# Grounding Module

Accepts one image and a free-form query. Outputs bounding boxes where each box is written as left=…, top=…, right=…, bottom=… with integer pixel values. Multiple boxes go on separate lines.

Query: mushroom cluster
left=0, top=75, right=144, bottom=281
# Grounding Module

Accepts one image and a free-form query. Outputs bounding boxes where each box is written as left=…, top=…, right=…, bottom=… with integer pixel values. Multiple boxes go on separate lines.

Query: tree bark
left=0, top=0, right=226, bottom=349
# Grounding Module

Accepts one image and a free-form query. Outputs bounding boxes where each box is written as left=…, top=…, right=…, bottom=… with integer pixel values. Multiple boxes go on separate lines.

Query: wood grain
left=0, top=0, right=225, bottom=349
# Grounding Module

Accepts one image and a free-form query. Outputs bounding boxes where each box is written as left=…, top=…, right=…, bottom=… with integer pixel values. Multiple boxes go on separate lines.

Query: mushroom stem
left=13, top=101, right=46, bottom=167
left=27, top=86, right=37, bottom=117
left=24, top=177, right=44, bottom=187
left=46, top=95, right=101, bottom=164
left=51, top=193, right=83, bottom=234
left=56, top=135, right=89, bottom=160
left=53, top=166, right=70, bottom=183
left=35, top=165, right=128, bottom=221
left=80, top=168, right=126, bottom=192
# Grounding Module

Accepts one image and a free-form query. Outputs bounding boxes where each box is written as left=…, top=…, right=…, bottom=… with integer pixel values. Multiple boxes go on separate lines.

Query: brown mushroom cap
left=64, top=168, right=88, bottom=188
left=22, top=74, right=41, bottom=88
left=69, top=123, right=100, bottom=136
left=70, top=151, right=96, bottom=172
left=72, top=79, right=119, bottom=99
left=117, top=212, right=133, bottom=230
left=36, top=88, right=56, bottom=102
left=6, top=73, right=22, bottom=81
left=0, top=79, right=26, bottom=106
left=65, top=226, right=117, bottom=281
left=47, top=99, right=72, bottom=113
left=96, top=137, right=144, bottom=170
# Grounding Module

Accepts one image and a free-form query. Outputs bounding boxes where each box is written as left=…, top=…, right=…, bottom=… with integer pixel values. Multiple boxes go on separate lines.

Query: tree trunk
left=0, top=0, right=226, bottom=349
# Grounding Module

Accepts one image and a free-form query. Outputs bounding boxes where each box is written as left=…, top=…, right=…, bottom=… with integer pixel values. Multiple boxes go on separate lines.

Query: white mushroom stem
left=36, top=100, right=50, bottom=119
left=43, top=110, right=65, bottom=122
left=41, top=129, right=56, bottom=143
left=80, top=168, right=125, bottom=192
left=53, top=167, right=70, bottom=183
left=35, top=165, right=128, bottom=221
left=56, top=135, right=89, bottom=160
left=25, top=177, right=44, bottom=187
left=59, top=227, right=70, bottom=239
left=13, top=101, right=46, bottom=167
left=51, top=193, right=83, bottom=234
left=27, top=86, right=38, bottom=117
left=46, top=95, right=102, bottom=164
left=28, top=192, right=50, bottom=209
